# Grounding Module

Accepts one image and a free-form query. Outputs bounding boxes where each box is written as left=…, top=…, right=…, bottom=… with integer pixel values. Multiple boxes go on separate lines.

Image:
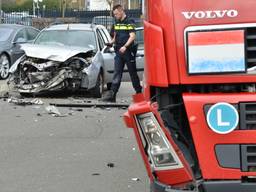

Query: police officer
left=102, top=4, right=142, bottom=102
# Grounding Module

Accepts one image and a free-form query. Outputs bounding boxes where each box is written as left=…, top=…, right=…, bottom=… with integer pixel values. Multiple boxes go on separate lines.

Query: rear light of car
left=136, top=112, right=183, bottom=170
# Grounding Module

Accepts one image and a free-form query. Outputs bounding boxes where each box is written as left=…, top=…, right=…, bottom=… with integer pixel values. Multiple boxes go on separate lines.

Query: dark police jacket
left=113, top=16, right=136, bottom=50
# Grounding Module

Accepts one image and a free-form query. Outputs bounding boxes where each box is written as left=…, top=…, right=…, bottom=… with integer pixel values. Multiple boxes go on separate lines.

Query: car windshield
left=0, top=28, right=14, bottom=42
left=34, top=30, right=97, bottom=50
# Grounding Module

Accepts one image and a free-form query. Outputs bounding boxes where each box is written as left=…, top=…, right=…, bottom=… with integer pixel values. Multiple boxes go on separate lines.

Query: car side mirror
left=104, top=46, right=115, bottom=54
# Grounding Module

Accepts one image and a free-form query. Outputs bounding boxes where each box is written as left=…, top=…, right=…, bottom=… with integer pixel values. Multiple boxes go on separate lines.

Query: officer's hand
left=105, top=42, right=113, bottom=47
left=119, top=46, right=127, bottom=54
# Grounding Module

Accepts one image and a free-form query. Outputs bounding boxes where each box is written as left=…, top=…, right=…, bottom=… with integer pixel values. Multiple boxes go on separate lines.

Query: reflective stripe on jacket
left=114, top=23, right=135, bottom=30
left=114, top=16, right=135, bottom=48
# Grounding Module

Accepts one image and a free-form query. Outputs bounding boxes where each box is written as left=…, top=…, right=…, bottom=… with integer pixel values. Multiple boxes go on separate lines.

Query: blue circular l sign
left=206, top=102, right=239, bottom=134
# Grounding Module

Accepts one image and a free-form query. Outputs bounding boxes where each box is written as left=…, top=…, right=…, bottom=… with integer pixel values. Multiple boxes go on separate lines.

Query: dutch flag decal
left=188, top=30, right=246, bottom=74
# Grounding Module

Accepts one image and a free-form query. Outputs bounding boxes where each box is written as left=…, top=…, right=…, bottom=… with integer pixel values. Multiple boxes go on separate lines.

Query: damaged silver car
left=9, top=24, right=111, bottom=97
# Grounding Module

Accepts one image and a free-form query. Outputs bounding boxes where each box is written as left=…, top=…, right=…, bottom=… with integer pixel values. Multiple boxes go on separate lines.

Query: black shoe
left=102, top=90, right=116, bottom=102
left=136, top=90, right=142, bottom=94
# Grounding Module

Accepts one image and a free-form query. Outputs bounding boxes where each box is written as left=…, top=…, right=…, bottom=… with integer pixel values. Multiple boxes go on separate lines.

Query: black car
left=0, top=24, right=39, bottom=79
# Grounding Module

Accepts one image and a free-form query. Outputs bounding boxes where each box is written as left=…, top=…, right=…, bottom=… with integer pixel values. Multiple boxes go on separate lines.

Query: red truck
left=124, top=0, right=256, bottom=191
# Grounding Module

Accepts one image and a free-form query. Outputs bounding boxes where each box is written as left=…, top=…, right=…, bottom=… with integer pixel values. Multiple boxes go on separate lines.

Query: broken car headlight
left=137, top=113, right=183, bottom=170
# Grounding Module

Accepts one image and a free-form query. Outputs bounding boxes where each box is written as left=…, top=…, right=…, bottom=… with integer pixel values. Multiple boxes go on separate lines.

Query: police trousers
left=111, top=48, right=142, bottom=94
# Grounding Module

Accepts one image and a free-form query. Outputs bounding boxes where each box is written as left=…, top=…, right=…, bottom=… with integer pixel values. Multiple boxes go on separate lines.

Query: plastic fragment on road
left=7, top=97, right=44, bottom=105
left=131, top=178, right=141, bottom=182
left=45, top=105, right=66, bottom=117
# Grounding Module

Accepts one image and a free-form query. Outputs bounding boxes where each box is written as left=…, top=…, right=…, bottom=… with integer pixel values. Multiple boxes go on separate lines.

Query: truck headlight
left=137, top=113, right=183, bottom=170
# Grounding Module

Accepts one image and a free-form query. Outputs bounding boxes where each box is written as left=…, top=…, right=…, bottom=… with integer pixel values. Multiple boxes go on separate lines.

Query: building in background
left=88, top=0, right=109, bottom=10
left=113, top=0, right=140, bottom=9
left=88, top=0, right=141, bottom=10
left=11, top=0, right=141, bottom=11
left=66, top=0, right=86, bottom=10
left=15, top=0, right=86, bottom=10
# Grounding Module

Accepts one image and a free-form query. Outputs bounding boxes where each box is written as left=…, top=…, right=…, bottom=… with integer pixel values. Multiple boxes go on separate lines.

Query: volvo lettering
left=182, top=10, right=238, bottom=19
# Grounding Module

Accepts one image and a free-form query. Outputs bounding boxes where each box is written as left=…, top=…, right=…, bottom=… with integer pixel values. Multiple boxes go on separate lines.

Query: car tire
left=0, top=53, right=10, bottom=79
left=90, top=72, right=104, bottom=98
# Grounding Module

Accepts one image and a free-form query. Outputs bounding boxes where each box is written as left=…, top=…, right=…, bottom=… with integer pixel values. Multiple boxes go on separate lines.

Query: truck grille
left=246, top=28, right=256, bottom=67
left=240, top=103, right=256, bottom=130
left=215, top=144, right=256, bottom=172
left=241, top=145, right=256, bottom=172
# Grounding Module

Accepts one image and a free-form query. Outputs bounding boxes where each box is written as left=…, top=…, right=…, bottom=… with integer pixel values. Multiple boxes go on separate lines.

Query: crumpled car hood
left=21, top=44, right=93, bottom=62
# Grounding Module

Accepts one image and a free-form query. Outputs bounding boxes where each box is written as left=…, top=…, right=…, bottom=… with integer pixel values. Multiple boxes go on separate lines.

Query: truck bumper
left=151, top=180, right=256, bottom=192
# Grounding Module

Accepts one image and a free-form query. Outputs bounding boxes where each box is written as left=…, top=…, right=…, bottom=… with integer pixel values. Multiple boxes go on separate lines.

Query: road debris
left=0, top=92, right=9, bottom=99
left=131, top=177, right=141, bottom=182
left=45, top=105, right=66, bottom=117
left=85, top=115, right=94, bottom=118
left=31, top=98, right=44, bottom=105
left=121, top=99, right=129, bottom=103
left=69, top=108, right=83, bottom=112
left=92, top=173, right=100, bottom=176
left=7, top=97, right=44, bottom=106
left=107, top=163, right=115, bottom=168
left=49, top=102, right=129, bottom=108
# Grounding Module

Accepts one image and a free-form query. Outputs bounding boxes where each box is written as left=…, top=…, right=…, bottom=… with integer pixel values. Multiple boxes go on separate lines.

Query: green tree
left=2, top=1, right=16, bottom=11
left=40, top=0, right=61, bottom=10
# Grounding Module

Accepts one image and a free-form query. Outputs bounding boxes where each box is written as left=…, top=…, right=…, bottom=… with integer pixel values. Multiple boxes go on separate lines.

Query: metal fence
left=0, top=9, right=143, bottom=30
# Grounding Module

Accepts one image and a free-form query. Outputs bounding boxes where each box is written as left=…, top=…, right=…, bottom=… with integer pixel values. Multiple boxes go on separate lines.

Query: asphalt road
left=0, top=81, right=150, bottom=192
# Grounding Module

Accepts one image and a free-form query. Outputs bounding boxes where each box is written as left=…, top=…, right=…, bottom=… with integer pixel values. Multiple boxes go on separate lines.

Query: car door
left=134, top=27, right=145, bottom=81
left=11, top=28, right=27, bottom=62
left=97, top=27, right=116, bottom=84
left=93, top=28, right=104, bottom=82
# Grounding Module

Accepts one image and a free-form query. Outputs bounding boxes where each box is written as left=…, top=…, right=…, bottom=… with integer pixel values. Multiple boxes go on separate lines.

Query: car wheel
left=90, top=73, right=104, bottom=98
left=0, top=54, right=10, bottom=79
